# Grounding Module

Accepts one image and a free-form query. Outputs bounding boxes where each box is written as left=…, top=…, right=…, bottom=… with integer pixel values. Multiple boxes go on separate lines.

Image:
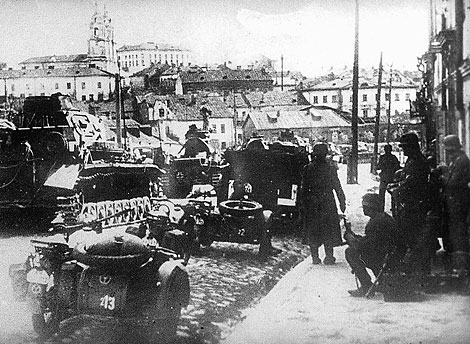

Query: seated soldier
left=345, top=193, right=401, bottom=297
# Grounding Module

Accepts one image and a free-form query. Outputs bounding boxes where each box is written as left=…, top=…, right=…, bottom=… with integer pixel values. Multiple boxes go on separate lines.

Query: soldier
left=376, top=144, right=401, bottom=211
left=440, top=134, right=470, bottom=274
left=390, top=133, right=431, bottom=273
left=344, top=193, right=400, bottom=297
left=300, top=142, right=346, bottom=265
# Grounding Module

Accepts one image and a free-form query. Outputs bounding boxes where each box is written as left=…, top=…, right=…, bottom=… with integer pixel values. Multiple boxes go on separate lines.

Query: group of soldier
left=299, top=132, right=470, bottom=297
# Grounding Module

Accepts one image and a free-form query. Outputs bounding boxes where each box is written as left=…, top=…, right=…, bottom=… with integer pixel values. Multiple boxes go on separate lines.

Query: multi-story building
left=300, top=68, right=419, bottom=123
left=117, top=42, right=192, bottom=75
left=0, top=4, right=118, bottom=103
left=420, top=0, right=470, bottom=158
left=141, top=93, right=235, bottom=151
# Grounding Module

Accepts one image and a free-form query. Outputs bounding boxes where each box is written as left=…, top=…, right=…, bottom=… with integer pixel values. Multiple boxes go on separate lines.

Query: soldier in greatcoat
left=300, top=142, right=346, bottom=265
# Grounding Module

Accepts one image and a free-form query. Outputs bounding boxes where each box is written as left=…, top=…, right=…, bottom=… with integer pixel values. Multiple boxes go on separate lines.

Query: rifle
left=365, top=246, right=396, bottom=298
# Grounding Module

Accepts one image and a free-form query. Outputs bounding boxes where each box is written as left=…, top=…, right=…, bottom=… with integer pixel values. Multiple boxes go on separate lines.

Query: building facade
left=300, top=68, right=418, bottom=123
left=421, top=0, right=470, bottom=158
left=117, top=42, right=192, bottom=75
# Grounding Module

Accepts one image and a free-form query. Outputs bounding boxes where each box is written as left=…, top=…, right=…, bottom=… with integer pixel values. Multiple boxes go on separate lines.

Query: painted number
left=100, top=295, right=115, bottom=310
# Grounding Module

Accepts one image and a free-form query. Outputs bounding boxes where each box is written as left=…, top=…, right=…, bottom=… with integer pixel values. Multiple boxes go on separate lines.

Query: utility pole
left=371, top=52, right=383, bottom=174
left=347, top=0, right=359, bottom=184
left=115, top=72, right=122, bottom=148
left=386, top=65, right=393, bottom=143
left=281, top=55, right=284, bottom=91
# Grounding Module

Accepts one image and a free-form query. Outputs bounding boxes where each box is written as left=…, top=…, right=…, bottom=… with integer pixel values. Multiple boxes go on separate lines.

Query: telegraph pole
left=115, top=72, right=122, bottom=148
left=371, top=52, right=383, bottom=174
left=347, top=0, right=359, bottom=184
left=281, top=55, right=284, bottom=91
left=386, top=66, right=393, bottom=143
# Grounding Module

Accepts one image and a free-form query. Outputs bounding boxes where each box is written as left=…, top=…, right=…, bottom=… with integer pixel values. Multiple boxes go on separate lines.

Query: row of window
left=11, top=92, right=102, bottom=101
left=211, top=123, right=226, bottom=134
left=10, top=82, right=103, bottom=92
left=312, top=92, right=411, bottom=104
left=119, top=53, right=188, bottom=68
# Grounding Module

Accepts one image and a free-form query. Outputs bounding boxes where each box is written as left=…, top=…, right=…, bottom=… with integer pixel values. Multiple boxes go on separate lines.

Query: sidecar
left=9, top=232, right=190, bottom=342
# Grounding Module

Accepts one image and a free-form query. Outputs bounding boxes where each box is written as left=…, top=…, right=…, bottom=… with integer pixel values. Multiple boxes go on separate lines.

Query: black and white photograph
left=0, top=0, right=469, bottom=343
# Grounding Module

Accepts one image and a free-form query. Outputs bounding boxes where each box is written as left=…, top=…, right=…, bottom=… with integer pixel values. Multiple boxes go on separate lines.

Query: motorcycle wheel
left=31, top=308, right=59, bottom=338
left=219, top=200, right=262, bottom=217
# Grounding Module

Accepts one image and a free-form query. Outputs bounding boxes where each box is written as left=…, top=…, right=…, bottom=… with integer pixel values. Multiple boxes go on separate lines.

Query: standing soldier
left=300, top=142, right=346, bottom=265
left=440, top=134, right=470, bottom=274
left=391, top=133, right=431, bottom=272
left=376, top=144, right=401, bottom=211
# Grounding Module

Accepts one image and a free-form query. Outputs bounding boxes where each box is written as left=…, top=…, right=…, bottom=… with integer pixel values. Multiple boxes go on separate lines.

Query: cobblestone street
left=0, top=225, right=308, bottom=344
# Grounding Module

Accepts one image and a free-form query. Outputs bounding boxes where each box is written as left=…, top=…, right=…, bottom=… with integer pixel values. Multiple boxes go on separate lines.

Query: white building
left=117, top=42, right=192, bottom=75
left=1, top=4, right=118, bottom=102
left=0, top=67, right=114, bottom=101
left=301, top=68, right=419, bottom=122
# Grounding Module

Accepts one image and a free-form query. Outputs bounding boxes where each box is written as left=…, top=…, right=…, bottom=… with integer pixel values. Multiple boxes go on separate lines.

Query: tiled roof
left=101, top=117, right=142, bottom=129
left=243, top=90, right=308, bottom=108
left=117, top=42, right=188, bottom=52
left=224, top=93, right=248, bottom=108
left=19, top=54, right=89, bottom=64
left=72, top=99, right=134, bottom=115
left=179, top=69, right=272, bottom=84
left=130, top=63, right=171, bottom=77
left=0, top=67, right=111, bottom=79
left=147, top=94, right=233, bottom=120
left=246, top=106, right=350, bottom=130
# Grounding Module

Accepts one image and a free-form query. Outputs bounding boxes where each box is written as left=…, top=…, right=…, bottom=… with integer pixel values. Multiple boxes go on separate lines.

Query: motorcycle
left=177, top=183, right=274, bottom=256
left=9, top=210, right=190, bottom=342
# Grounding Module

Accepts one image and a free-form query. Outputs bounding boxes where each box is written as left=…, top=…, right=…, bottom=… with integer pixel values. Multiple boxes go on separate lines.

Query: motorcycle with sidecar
left=148, top=184, right=273, bottom=256
left=9, top=211, right=190, bottom=342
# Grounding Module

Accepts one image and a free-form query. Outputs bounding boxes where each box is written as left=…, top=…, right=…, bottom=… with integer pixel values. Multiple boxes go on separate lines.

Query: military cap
left=443, top=134, right=462, bottom=151
left=362, top=193, right=382, bottom=210
left=399, top=133, right=419, bottom=147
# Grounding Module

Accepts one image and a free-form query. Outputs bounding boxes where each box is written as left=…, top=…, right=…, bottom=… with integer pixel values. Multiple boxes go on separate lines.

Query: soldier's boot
left=310, top=245, right=321, bottom=264
left=348, top=271, right=373, bottom=297
left=323, top=245, right=336, bottom=265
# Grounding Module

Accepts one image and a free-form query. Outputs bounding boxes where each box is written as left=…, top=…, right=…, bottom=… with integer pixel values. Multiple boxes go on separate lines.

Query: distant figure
left=344, top=193, right=400, bottom=297
left=300, top=142, right=346, bottom=265
left=376, top=144, right=400, bottom=211
left=440, top=134, right=470, bottom=274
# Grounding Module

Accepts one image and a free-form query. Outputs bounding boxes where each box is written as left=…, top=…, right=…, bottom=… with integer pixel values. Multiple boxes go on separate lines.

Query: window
left=82, top=95, right=87, bottom=101
left=405, top=93, right=410, bottom=101
left=55, top=83, right=59, bottom=90
left=395, top=93, right=400, bottom=101
left=40, top=93, right=45, bottom=96
left=221, top=142, right=227, bottom=150
left=48, top=65, right=54, bottom=69
left=67, top=83, right=71, bottom=90
left=11, top=84, right=15, bottom=92
left=97, top=82, right=102, bottom=89
left=385, top=93, right=390, bottom=101
left=362, top=94, right=367, bottom=102
left=362, top=109, right=369, bottom=117
left=212, top=124, right=217, bottom=133
left=313, top=96, right=318, bottom=104
left=323, top=95, right=328, bottom=103
left=221, top=124, right=226, bottom=134
left=332, top=95, right=337, bottom=103
left=89, top=94, right=94, bottom=101
left=81, top=82, right=86, bottom=90
left=34, top=66, right=40, bottom=69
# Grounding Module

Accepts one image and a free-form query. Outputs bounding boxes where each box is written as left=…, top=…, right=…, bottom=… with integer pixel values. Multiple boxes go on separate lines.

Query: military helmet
left=312, top=142, right=328, bottom=156
left=443, top=134, right=462, bottom=151
left=399, top=133, right=419, bottom=148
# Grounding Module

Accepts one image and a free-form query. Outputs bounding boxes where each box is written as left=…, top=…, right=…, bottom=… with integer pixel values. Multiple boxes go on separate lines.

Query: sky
left=0, top=0, right=430, bottom=77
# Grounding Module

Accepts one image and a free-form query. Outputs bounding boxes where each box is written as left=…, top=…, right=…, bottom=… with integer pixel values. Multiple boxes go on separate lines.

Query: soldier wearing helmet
left=440, top=134, right=470, bottom=274
left=391, top=133, right=431, bottom=273
left=300, top=141, right=346, bottom=265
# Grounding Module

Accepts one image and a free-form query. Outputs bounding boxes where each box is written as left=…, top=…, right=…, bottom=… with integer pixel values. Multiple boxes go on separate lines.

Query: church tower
left=87, top=1, right=117, bottom=71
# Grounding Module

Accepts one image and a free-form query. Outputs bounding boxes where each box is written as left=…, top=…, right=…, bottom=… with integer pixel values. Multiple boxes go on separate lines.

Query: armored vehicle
left=0, top=94, right=163, bottom=226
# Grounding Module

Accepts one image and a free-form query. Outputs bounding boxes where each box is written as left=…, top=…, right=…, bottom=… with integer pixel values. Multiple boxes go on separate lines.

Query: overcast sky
left=0, top=0, right=430, bottom=77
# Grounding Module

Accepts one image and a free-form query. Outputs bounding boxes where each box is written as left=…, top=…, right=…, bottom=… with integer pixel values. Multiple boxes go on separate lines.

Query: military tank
left=0, top=94, right=163, bottom=228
